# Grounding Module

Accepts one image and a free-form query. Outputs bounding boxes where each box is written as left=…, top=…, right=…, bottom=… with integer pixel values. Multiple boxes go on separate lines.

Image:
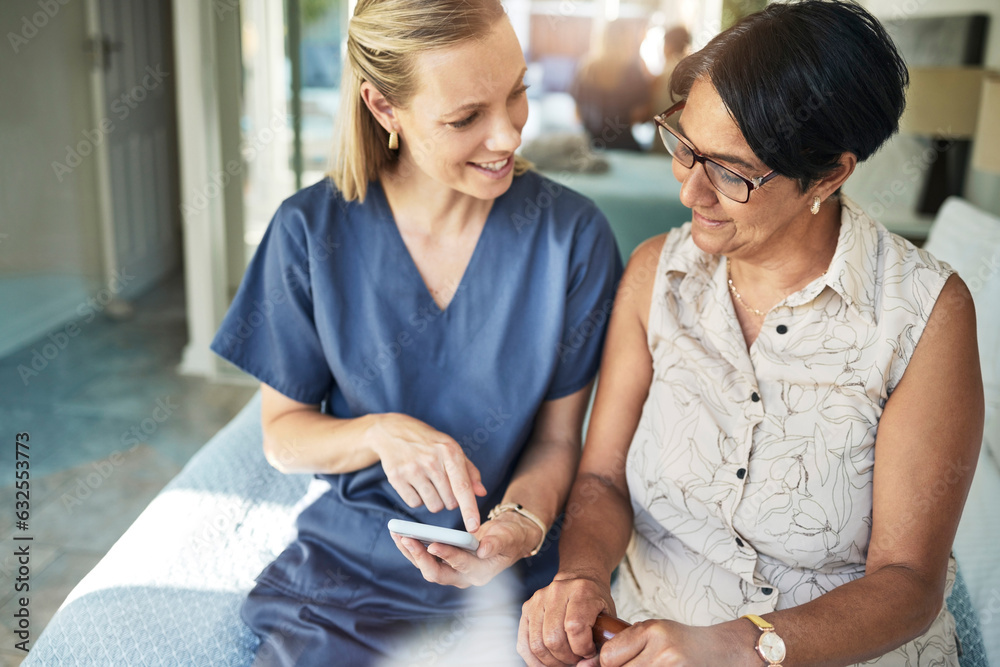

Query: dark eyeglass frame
left=654, top=100, right=779, bottom=204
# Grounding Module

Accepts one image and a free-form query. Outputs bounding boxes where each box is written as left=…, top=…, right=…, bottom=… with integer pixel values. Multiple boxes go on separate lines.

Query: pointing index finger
left=443, top=448, right=482, bottom=532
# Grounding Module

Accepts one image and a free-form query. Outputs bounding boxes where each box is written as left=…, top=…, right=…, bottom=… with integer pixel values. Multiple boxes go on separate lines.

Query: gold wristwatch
left=741, top=614, right=786, bottom=666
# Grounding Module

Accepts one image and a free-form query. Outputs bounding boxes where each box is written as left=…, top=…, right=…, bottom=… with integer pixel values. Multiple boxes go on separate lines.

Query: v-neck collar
left=369, top=180, right=494, bottom=317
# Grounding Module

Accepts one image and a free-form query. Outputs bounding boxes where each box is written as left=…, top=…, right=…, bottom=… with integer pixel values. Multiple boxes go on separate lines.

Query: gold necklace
left=727, top=263, right=767, bottom=318
left=727, top=261, right=828, bottom=319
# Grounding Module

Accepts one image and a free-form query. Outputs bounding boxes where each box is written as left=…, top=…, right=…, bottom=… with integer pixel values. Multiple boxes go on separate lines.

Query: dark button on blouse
left=737, top=468, right=747, bottom=479
left=776, top=324, right=788, bottom=334
left=751, top=392, right=760, bottom=402
left=762, top=587, right=773, bottom=595
left=735, top=537, right=744, bottom=548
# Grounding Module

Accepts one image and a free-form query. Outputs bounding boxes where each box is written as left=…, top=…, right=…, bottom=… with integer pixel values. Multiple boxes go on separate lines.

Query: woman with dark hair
left=519, top=1, right=982, bottom=665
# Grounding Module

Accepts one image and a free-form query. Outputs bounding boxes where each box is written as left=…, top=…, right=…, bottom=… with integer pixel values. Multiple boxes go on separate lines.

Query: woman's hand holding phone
left=390, top=509, right=545, bottom=588
left=367, top=413, right=487, bottom=532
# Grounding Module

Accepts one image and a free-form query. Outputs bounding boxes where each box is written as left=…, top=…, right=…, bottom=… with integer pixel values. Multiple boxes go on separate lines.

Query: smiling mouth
left=695, top=210, right=727, bottom=223
left=474, top=157, right=511, bottom=172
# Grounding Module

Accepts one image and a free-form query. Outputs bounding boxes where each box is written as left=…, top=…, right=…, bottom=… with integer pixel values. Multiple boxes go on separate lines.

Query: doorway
left=0, top=0, right=181, bottom=359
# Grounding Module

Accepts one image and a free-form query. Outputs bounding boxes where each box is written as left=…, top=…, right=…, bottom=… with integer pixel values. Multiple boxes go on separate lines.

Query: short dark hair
left=671, top=0, right=908, bottom=193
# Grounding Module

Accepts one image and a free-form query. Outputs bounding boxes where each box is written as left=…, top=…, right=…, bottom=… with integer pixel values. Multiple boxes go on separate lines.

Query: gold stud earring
left=811, top=195, right=821, bottom=215
left=388, top=130, right=399, bottom=150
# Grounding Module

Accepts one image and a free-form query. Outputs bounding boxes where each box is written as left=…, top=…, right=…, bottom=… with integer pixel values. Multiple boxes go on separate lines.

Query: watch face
left=760, top=631, right=786, bottom=662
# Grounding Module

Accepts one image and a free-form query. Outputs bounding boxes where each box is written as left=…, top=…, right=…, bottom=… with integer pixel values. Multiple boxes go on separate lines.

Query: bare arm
left=258, top=383, right=487, bottom=531
left=500, top=380, right=597, bottom=555
left=262, top=349, right=598, bottom=589
left=259, top=382, right=376, bottom=473
left=597, top=273, right=984, bottom=666
left=394, top=381, right=598, bottom=587
left=759, top=273, right=983, bottom=665
left=556, top=237, right=661, bottom=582
left=519, top=235, right=665, bottom=664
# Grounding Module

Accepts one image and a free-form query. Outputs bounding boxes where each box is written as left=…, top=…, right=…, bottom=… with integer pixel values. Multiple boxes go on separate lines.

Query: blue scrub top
left=211, top=171, right=622, bottom=620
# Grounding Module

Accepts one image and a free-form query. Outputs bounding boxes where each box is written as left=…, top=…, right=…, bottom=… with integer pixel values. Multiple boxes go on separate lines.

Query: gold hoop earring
left=388, top=130, right=399, bottom=150
left=811, top=196, right=821, bottom=215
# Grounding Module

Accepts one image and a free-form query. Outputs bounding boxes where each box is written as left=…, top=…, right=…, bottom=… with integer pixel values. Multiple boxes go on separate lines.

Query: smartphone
left=387, top=519, right=480, bottom=552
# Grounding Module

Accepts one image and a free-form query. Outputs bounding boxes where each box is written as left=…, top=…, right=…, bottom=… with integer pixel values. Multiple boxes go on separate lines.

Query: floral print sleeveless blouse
left=613, top=197, right=959, bottom=665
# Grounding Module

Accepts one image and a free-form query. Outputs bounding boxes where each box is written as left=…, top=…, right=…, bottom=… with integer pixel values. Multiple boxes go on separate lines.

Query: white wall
left=0, top=0, right=104, bottom=279
left=0, top=0, right=108, bottom=356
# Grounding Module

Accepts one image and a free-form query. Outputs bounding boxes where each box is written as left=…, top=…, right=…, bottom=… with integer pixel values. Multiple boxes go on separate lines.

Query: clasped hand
left=519, top=575, right=722, bottom=666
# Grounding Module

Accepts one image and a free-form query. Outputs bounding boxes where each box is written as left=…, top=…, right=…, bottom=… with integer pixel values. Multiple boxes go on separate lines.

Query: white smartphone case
left=387, top=519, right=480, bottom=552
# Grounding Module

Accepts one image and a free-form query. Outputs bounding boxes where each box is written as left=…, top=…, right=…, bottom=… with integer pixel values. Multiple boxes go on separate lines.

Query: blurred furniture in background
left=900, top=67, right=989, bottom=216
left=972, top=73, right=1000, bottom=174
left=843, top=13, right=991, bottom=242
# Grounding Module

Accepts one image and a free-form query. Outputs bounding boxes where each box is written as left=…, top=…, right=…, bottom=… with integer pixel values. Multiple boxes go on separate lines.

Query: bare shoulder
left=631, top=234, right=668, bottom=266
left=918, top=274, right=977, bottom=356
left=891, top=272, right=981, bottom=425
left=615, top=233, right=668, bottom=330
left=867, top=272, right=982, bottom=574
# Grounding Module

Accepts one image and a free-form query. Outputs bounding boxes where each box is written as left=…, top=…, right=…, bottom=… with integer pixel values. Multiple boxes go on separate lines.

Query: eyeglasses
left=654, top=101, right=779, bottom=203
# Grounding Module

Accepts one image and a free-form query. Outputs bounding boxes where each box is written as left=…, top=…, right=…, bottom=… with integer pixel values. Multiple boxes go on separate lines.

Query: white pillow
left=923, top=196, right=1000, bottom=470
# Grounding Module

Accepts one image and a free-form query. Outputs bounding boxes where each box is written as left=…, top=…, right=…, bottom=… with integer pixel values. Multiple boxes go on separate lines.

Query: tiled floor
left=0, top=272, right=257, bottom=666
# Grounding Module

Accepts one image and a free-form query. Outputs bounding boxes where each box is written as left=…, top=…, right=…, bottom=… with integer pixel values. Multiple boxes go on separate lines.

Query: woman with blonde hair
left=210, top=0, right=621, bottom=664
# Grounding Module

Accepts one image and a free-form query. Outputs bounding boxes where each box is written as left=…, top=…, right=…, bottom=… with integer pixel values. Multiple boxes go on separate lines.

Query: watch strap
left=487, top=503, right=546, bottom=556
left=741, top=613, right=774, bottom=631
